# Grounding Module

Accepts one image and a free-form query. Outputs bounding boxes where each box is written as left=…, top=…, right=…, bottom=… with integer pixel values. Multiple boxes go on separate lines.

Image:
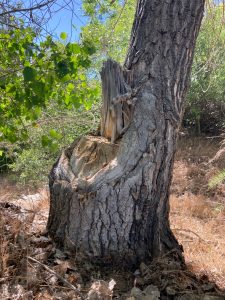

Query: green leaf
left=23, top=66, right=36, bottom=82
left=56, top=60, right=70, bottom=78
left=41, top=135, right=50, bottom=147
left=0, top=150, right=3, bottom=157
left=66, top=43, right=81, bottom=54
left=60, top=32, right=67, bottom=40
left=67, top=83, right=75, bottom=91
left=49, top=141, right=59, bottom=153
left=64, top=94, right=71, bottom=106
left=49, top=129, right=62, bottom=140
left=82, top=40, right=96, bottom=55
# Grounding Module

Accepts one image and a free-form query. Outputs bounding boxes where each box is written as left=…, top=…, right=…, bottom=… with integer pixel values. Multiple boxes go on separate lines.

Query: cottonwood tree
left=47, top=0, right=205, bottom=263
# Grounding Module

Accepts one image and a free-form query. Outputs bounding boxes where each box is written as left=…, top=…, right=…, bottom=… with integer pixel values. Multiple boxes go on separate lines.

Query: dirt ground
left=0, top=136, right=225, bottom=299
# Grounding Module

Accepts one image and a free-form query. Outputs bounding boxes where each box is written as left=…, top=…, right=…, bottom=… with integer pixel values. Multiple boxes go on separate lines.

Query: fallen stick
left=172, top=228, right=206, bottom=241
left=27, top=256, right=84, bottom=299
left=172, top=228, right=225, bottom=245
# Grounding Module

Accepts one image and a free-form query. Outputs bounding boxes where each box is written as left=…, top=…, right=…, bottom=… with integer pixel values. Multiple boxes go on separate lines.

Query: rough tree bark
left=47, top=0, right=205, bottom=263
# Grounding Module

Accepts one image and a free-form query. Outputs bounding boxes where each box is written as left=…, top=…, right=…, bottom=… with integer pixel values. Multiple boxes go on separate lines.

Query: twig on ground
left=172, top=228, right=225, bottom=245
left=172, top=228, right=205, bottom=241
left=27, top=256, right=84, bottom=299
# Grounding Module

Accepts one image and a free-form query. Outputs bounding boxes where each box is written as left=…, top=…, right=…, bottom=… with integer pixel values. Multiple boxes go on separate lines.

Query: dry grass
left=0, top=174, right=40, bottom=204
left=176, top=135, right=222, bottom=164
left=170, top=194, right=225, bottom=289
left=171, top=138, right=225, bottom=289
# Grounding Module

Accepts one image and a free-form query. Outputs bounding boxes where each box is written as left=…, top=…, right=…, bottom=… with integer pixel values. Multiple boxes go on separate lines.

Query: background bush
left=8, top=103, right=100, bottom=186
left=184, top=4, right=225, bottom=135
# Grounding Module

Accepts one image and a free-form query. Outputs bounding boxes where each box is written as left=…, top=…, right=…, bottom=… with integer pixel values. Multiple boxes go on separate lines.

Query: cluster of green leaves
left=9, top=103, right=100, bottom=185
left=0, top=27, right=99, bottom=144
left=0, top=23, right=101, bottom=184
left=82, top=0, right=135, bottom=69
left=185, top=3, right=225, bottom=134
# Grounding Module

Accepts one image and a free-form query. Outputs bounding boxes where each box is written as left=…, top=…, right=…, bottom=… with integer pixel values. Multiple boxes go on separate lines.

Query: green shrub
left=184, top=3, right=225, bottom=134
left=10, top=103, right=100, bottom=186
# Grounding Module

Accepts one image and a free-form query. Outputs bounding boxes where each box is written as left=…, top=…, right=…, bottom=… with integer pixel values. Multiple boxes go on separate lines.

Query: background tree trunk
left=47, top=0, right=205, bottom=263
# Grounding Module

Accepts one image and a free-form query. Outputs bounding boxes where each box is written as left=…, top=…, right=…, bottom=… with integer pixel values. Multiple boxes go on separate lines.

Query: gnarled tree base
left=47, top=134, right=182, bottom=265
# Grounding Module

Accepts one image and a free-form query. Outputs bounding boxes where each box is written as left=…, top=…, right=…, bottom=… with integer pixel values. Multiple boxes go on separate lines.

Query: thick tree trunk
left=47, top=0, right=205, bottom=263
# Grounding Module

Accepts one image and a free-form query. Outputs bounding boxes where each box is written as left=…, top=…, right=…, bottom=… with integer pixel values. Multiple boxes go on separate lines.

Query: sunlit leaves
left=0, top=27, right=100, bottom=146
left=66, top=42, right=81, bottom=54
left=60, top=32, right=67, bottom=40
left=49, top=129, right=63, bottom=140
left=83, top=0, right=120, bottom=19
left=82, top=0, right=136, bottom=69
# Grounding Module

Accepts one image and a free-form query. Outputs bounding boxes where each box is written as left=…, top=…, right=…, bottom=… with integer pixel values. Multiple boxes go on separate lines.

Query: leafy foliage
left=9, top=104, right=100, bottom=185
left=82, top=0, right=135, bottom=70
left=0, top=22, right=100, bottom=183
left=0, top=26, right=99, bottom=144
left=185, top=3, right=225, bottom=134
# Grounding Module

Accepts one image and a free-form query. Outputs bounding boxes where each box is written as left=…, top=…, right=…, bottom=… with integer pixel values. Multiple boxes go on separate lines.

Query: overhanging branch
left=0, top=0, right=56, bottom=17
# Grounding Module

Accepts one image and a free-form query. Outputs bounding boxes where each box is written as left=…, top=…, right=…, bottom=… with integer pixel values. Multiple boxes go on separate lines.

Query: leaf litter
left=0, top=196, right=224, bottom=300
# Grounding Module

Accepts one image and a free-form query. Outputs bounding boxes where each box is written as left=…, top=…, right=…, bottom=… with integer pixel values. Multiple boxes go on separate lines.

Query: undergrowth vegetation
left=9, top=104, right=100, bottom=185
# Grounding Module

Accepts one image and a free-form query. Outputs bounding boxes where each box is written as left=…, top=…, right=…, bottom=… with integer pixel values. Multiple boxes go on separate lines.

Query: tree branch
left=0, top=0, right=56, bottom=17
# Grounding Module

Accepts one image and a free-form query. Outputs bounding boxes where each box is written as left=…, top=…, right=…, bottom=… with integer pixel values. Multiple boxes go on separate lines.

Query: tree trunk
left=47, top=0, right=205, bottom=263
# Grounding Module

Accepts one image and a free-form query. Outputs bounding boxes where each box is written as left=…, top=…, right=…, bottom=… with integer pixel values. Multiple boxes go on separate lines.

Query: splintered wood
left=100, top=59, right=133, bottom=143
